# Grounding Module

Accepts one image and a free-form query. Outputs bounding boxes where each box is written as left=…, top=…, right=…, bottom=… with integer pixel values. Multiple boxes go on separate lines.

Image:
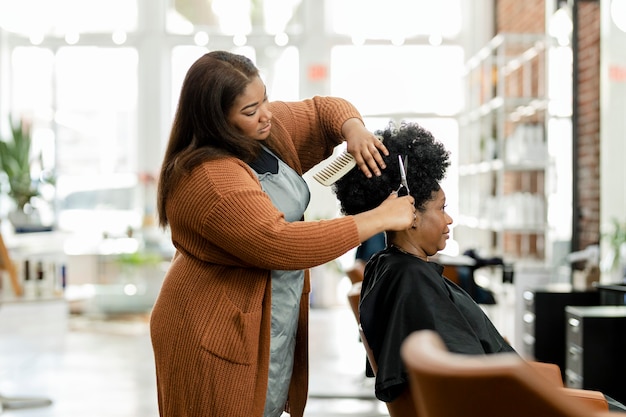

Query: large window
left=330, top=45, right=464, bottom=118
left=8, top=45, right=139, bottom=234
left=1, top=0, right=465, bottom=238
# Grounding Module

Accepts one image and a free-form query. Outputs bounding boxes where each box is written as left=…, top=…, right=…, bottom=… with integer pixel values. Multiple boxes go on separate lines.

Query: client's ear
left=412, top=211, right=424, bottom=229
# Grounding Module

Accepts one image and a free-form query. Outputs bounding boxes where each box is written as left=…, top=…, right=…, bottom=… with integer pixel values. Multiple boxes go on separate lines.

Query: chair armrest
left=530, top=361, right=609, bottom=412
left=345, top=260, right=365, bottom=284
left=561, top=387, right=609, bottom=412
left=528, top=361, right=564, bottom=386
left=347, top=282, right=362, bottom=323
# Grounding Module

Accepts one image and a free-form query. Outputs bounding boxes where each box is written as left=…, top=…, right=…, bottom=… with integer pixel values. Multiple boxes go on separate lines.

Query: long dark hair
left=157, top=51, right=263, bottom=227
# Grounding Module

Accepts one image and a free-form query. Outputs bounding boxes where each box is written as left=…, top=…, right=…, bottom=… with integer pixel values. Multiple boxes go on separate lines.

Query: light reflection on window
left=327, top=0, right=462, bottom=40
left=11, top=47, right=54, bottom=119
left=8, top=45, right=139, bottom=233
left=0, top=0, right=137, bottom=36
left=211, top=0, right=252, bottom=35
left=54, top=47, right=138, bottom=234
left=167, top=0, right=303, bottom=36
left=261, top=47, right=299, bottom=101
left=2, top=0, right=466, bottom=235
left=330, top=45, right=464, bottom=116
left=54, top=47, right=137, bottom=177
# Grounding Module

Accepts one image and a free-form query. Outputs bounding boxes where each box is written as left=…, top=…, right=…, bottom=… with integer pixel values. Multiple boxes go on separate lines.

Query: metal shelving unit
left=456, top=33, right=551, bottom=261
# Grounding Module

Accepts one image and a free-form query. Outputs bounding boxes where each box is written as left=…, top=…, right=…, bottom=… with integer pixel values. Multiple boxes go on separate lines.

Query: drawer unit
left=522, top=288, right=599, bottom=378
left=596, top=284, right=626, bottom=306
left=565, top=305, right=626, bottom=404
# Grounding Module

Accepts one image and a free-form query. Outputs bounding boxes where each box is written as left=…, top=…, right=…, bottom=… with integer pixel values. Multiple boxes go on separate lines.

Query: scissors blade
left=397, top=155, right=410, bottom=196
left=398, top=155, right=408, bottom=187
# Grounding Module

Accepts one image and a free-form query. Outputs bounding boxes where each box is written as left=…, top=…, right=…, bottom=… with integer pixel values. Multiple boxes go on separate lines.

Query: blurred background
left=1, top=0, right=626, bottom=415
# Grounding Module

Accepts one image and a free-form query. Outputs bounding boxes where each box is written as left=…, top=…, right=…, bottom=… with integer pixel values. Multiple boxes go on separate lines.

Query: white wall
left=600, top=0, right=626, bottom=281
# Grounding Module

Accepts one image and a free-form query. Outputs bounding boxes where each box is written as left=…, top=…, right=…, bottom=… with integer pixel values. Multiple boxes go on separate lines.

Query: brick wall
left=575, top=1, right=601, bottom=250
left=496, top=0, right=545, bottom=33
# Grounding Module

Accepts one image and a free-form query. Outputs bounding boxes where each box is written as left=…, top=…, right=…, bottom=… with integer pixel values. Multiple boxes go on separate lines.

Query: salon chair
left=400, top=330, right=612, bottom=417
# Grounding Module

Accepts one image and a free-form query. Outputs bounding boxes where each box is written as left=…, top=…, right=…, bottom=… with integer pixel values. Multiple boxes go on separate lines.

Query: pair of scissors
left=396, top=155, right=410, bottom=197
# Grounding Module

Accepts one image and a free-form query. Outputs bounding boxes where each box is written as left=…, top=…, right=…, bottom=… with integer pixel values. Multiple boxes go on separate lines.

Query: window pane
left=326, top=0, right=461, bottom=39
left=8, top=46, right=139, bottom=233
left=262, top=46, right=299, bottom=101
left=10, top=47, right=56, bottom=172
left=0, top=0, right=137, bottom=36
left=53, top=47, right=139, bottom=234
left=167, top=0, right=303, bottom=35
left=330, top=45, right=464, bottom=116
left=56, top=173, right=142, bottom=236
left=11, top=47, right=54, bottom=115
left=167, top=0, right=223, bottom=33
left=54, top=47, right=138, bottom=177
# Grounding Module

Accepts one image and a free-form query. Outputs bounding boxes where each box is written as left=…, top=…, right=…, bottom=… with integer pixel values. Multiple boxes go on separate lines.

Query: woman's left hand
left=342, top=118, right=389, bottom=178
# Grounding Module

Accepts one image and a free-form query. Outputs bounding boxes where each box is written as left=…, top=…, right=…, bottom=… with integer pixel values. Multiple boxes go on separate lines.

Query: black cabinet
left=596, top=284, right=626, bottom=306
left=565, top=305, right=626, bottom=404
left=522, top=287, right=599, bottom=378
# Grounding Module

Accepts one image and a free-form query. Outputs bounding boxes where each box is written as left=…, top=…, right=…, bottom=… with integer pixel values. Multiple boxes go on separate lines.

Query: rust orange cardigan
left=150, top=97, right=363, bottom=417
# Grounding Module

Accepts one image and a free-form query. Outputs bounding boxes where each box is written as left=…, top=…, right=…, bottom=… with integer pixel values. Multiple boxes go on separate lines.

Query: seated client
left=333, top=121, right=516, bottom=406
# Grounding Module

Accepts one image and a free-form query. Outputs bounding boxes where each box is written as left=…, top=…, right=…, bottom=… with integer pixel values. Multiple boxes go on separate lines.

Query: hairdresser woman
left=150, top=51, right=415, bottom=417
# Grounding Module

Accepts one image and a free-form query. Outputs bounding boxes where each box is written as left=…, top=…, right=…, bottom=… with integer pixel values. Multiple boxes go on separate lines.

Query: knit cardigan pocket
left=200, top=292, right=263, bottom=365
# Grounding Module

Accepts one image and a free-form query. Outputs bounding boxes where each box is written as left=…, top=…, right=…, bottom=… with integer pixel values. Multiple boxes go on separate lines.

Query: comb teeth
left=312, top=151, right=356, bottom=186
left=312, top=135, right=383, bottom=186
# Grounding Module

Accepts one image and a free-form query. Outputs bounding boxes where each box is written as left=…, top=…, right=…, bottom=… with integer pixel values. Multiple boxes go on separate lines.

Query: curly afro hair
left=333, top=121, right=450, bottom=215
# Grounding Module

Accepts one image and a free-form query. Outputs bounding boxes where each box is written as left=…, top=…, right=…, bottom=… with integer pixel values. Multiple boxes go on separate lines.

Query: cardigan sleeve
left=268, top=97, right=363, bottom=174
left=167, top=157, right=361, bottom=271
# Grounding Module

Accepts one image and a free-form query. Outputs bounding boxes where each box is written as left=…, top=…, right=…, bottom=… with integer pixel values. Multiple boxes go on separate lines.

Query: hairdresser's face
left=227, top=76, right=272, bottom=141
left=413, top=188, right=453, bottom=257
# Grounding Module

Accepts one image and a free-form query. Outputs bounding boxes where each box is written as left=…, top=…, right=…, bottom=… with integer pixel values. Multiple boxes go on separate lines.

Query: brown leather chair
left=401, top=330, right=613, bottom=417
left=345, top=259, right=366, bottom=284
left=346, top=279, right=420, bottom=417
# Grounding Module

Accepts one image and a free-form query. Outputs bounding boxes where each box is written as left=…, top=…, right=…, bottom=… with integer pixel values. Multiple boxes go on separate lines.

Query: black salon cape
left=360, top=246, right=515, bottom=403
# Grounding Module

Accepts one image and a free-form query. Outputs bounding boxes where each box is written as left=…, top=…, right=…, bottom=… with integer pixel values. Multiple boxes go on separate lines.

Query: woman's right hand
left=377, top=192, right=416, bottom=231
left=354, top=192, right=416, bottom=241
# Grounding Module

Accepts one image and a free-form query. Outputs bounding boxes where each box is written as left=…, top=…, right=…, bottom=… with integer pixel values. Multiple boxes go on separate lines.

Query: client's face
left=413, top=188, right=453, bottom=256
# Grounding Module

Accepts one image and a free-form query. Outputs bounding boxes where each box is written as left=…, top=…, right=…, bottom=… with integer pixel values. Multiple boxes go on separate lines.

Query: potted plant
left=0, top=116, right=54, bottom=231
left=601, top=218, right=626, bottom=283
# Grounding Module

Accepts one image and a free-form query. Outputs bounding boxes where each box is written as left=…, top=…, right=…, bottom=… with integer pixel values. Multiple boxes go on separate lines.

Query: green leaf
left=0, top=115, right=40, bottom=210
